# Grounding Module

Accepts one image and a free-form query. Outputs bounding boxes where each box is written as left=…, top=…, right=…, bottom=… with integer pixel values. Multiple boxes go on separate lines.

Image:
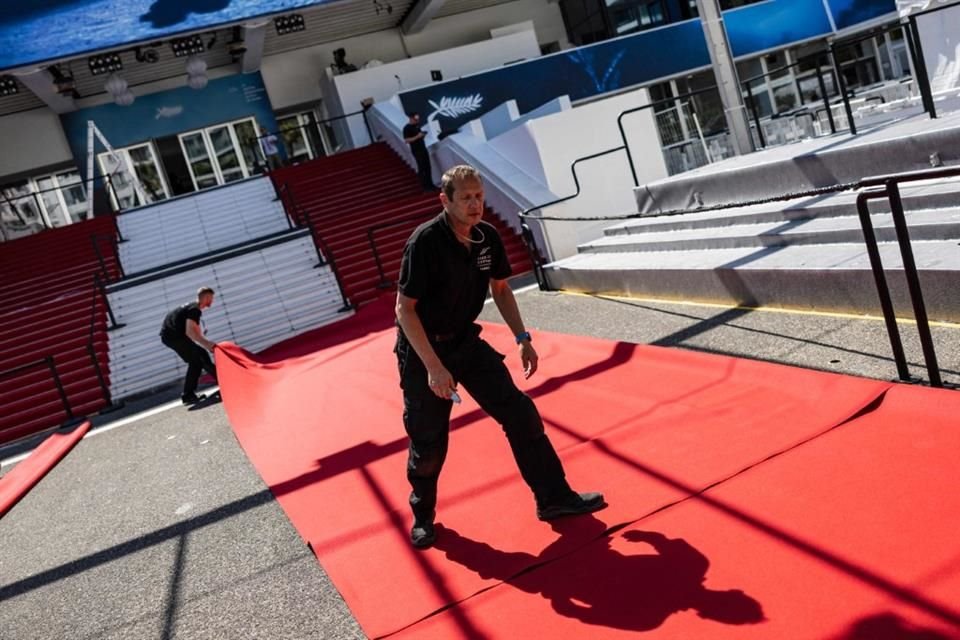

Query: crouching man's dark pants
left=396, top=329, right=572, bottom=523
left=161, top=334, right=217, bottom=397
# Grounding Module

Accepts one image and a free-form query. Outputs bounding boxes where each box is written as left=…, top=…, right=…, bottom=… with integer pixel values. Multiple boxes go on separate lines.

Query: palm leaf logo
left=427, top=94, right=484, bottom=122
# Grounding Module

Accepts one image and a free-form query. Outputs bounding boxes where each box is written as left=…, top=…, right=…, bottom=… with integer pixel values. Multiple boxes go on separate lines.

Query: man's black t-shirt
left=398, top=212, right=511, bottom=338
left=403, top=123, right=427, bottom=158
left=160, top=302, right=202, bottom=339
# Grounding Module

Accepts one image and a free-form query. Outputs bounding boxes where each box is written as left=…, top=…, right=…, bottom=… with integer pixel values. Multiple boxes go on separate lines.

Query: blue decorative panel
left=60, top=71, right=278, bottom=179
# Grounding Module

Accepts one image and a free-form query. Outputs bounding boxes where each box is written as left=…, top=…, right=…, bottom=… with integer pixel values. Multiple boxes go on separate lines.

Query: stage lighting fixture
left=274, top=14, right=305, bottom=35
left=135, top=46, right=160, bottom=64
left=88, top=53, right=123, bottom=76
left=170, top=35, right=205, bottom=58
left=0, top=76, right=18, bottom=97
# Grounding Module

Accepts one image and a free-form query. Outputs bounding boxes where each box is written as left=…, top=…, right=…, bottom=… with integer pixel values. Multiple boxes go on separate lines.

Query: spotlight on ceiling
left=88, top=52, right=123, bottom=76
left=0, top=76, right=18, bottom=97
left=135, top=46, right=160, bottom=64
left=274, top=14, right=305, bottom=35
left=49, top=65, right=79, bottom=97
left=170, top=35, right=205, bottom=58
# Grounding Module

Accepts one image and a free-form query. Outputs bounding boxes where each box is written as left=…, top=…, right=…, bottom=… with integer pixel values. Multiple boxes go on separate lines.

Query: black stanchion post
left=46, top=355, right=75, bottom=422
left=520, top=221, right=549, bottom=291
left=815, top=65, right=836, bottom=134
left=367, top=228, right=391, bottom=288
left=886, top=180, right=941, bottom=387
left=616, top=113, right=640, bottom=187
left=855, top=191, right=911, bottom=381
left=94, top=273, right=121, bottom=330
left=744, top=81, right=765, bottom=148
left=907, top=16, right=937, bottom=119
left=85, top=340, right=115, bottom=408
left=91, top=235, right=109, bottom=282
left=829, top=43, right=857, bottom=135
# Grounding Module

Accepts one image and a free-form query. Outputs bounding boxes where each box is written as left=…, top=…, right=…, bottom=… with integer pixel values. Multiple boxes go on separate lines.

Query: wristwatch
left=515, top=331, right=532, bottom=344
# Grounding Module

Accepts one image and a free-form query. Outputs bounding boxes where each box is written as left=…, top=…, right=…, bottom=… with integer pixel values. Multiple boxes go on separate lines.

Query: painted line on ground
left=558, top=291, right=960, bottom=329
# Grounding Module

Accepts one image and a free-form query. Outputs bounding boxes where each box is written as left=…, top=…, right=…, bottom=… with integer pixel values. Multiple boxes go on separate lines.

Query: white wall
left=507, top=88, right=667, bottom=260
left=0, top=108, right=73, bottom=176
left=258, top=0, right=566, bottom=112
left=333, top=29, right=542, bottom=147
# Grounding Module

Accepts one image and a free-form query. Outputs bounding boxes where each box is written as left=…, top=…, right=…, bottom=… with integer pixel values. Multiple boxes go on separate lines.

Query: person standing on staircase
left=394, top=164, right=606, bottom=549
left=403, top=112, right=436, bottom=192
left=160, top=287, right=218, bottom=405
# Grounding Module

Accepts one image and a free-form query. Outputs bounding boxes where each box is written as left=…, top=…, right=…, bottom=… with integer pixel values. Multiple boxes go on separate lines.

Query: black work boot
left=410, top=518, right=437, bottom=548
left=537, top=491, right=606, bottom=521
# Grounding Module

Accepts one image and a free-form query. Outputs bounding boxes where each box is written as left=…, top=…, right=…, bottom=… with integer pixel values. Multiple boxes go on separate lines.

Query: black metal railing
left=93, top=272, right=122, bottom=330
left=366, top=212, right=436, bottom=288
left=519, top=157, right=959, bottom=386
left=279, top=182, right=352, bottom=311
left=86, top=276, right=122, bottom=412
left=852, top=165, right=960, bottom=387
left=90, top=232, right=124, bottom=283
left=0, top=357, right=78, bottom=427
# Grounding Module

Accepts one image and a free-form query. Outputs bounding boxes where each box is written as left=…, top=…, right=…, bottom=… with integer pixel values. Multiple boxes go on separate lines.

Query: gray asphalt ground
left=2, top=285, right=957, bottom=640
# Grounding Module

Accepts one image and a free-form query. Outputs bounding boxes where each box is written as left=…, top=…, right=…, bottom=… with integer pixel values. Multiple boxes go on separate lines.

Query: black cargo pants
left=396, top=328, right=572, bottom=523
left=161, top=333, right=217, bottom=397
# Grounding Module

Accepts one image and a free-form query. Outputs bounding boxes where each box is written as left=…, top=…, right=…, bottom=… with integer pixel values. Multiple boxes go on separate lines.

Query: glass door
left=207, top=125, right=246, bottom=183
left=180, top=132, right=220, bottom=190
left=232, top=119, right=264, bottom=175
left=98, top=143, right=170, bottom=211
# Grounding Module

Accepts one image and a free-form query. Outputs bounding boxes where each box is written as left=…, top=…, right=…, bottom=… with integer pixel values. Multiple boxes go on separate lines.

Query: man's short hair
left=197, top=286, right=215, bottom=298
left=441, top=165, right=482, bottom=199
left=406, top=112, right=418, bottom=119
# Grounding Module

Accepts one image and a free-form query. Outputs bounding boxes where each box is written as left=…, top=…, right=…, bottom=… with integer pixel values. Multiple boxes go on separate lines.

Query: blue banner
left=0, top=1, right=333, bottom=72
left=826, top=0, right=897, bottom=30
left=60, top=71, right=279, bottom=179
left=399, top=0, right=895, bottom=134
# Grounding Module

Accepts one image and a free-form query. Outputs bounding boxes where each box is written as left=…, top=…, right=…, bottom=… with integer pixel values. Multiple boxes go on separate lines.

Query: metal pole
left=829, top=43, right=857, bottom=135
left=744, top=82, right=765, bottom=148
left=46, top=356, right=75, bottom=421
left=86, top=340, right=113, bottom=405
left=520, top=221, right=549, bottom=291
left=367, top=228, right=391, bottom=288
left=886, top=180, right=941, bottom=386
left=94, top=273, right=121, bottom=329
left=815, top=65, right=836, bottom=134
left=907, top=16, right=937, bottom=119
left=855, top=192, right=910, bottom=381
left=616, top=113, right=640, bottom=187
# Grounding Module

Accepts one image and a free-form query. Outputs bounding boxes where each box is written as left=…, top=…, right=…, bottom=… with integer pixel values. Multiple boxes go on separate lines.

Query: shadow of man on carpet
left=434, top=521, right=764, bottom=632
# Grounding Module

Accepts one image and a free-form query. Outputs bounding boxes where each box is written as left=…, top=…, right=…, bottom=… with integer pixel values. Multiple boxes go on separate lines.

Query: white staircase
left=117, top=178, right=290, bottom=274
left=106, top=231, right=351, bottom=399
left=546, top=180, right=960, bottom=322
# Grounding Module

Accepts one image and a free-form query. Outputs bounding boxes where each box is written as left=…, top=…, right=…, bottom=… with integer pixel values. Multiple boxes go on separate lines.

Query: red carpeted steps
left=271, top=143, right=534, bottom=306
left=0, top=216, right=120, bottom=446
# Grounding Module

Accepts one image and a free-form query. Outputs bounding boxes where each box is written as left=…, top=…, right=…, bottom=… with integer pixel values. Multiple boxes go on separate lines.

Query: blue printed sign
left=0, top=1, right=333, bottom=72
left=399, top=0, right=895, bottom=134
left=60, top=71, right=279, bottom=179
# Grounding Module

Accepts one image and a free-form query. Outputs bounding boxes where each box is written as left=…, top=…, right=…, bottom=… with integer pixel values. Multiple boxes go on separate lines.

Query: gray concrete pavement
left=2, top=286, right=957, bottom=640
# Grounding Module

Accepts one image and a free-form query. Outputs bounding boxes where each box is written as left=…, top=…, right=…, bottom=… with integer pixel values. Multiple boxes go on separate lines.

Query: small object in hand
left=450, top=390, right=462, bottom=404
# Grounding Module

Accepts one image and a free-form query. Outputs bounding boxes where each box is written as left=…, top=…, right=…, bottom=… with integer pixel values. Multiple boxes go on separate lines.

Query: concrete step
left=581, top=207, right=960, bottom=253
left=547, top=240, right=960, bottom=321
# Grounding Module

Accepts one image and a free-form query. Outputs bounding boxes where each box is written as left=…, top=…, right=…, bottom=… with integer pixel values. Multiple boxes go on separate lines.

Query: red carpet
left=216, top=296, right=959, bottom=639
left=0, top=421, right=90, bottom=518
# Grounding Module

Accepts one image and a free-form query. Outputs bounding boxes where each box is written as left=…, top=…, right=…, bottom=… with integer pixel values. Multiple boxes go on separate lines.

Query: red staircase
left=0, top=216, right=121, bottom=446
left=270, top=143, right=533, bottom=306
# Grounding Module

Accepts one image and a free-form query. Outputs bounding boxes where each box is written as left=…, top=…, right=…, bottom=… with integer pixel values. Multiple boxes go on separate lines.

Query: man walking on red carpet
left=394, top=164, right=605, bottom=549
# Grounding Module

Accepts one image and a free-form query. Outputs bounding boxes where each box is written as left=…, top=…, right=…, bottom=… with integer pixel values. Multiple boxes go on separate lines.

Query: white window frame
left=178, top=117, right=259, bottom=191
left=97, top=142, right=170, bottom=211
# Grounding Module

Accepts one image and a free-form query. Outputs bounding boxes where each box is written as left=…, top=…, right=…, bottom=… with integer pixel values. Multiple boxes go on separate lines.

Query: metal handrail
left=0, top=356, right=75, bottom=423
left=87, top=277, right=118, bottom=408
left=93, top=272, right=122, bottom=330
left=366, top=211, right=437, bottom=287
left=281, top=182, right=352, bottom=310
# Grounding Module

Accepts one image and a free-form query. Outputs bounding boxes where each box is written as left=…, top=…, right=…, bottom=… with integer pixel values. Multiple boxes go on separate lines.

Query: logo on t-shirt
left=476, top=246, right=492, bottom=271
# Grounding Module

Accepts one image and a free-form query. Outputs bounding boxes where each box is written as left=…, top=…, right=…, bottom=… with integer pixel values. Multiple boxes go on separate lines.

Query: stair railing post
left=885, top=179, right=941, bottom=387
left=367, top=227, right=391, bottom=288
left=815, top=64, right=836, bottom=134
left=45, top=355, right=76, bottom=423
left=855, top=190, right=911, bottom=382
